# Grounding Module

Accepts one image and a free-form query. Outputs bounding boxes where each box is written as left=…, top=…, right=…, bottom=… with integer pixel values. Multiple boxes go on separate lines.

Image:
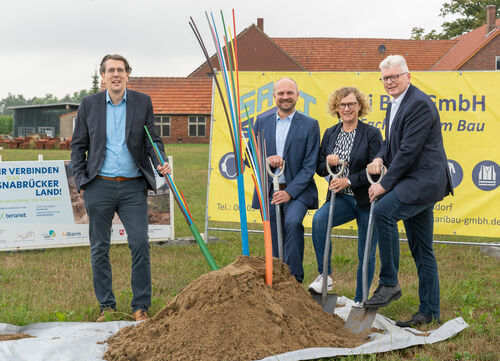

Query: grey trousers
left=83, top=176, right=151, bottom=312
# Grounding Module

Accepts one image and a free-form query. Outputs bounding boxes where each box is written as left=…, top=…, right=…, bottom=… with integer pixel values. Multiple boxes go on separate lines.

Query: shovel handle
left=266, top=159, right=285, bottom=191
left=326, top=158, right=346, bottom=179
left=366, top=164, right=386, bottom=185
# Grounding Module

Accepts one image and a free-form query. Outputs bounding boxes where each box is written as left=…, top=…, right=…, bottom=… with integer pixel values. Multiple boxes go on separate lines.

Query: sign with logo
left=0, top=159, right=174, bottom=251
left=208, top=71, right=500, bottom=238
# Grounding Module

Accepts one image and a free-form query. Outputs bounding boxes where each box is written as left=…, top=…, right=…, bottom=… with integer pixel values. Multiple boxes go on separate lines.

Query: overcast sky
left=1, top=0, right=455, bottom=100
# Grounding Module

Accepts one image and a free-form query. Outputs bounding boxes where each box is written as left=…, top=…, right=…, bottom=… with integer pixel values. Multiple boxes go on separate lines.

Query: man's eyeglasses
left=106, top=68, right=126, bottom=74
left=380, top=72, right=407, bottom=83
left=338, top=101, right=358, bottom=110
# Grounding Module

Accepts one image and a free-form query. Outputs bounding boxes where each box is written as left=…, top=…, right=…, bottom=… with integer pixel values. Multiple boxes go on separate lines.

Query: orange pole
left=263, top=220, right=273, bottom=285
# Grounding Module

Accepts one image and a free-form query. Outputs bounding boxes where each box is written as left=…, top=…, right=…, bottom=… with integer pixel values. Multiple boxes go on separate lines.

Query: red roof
left=126, top=77, right=212, bottom=114
left=433, top=18, right=500, bottom=70
left=273, top=37, right=458, bottom=71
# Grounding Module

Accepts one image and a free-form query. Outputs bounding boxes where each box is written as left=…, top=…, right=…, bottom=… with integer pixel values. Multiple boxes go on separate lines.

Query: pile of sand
left=104, top=256, right=367, bottom=361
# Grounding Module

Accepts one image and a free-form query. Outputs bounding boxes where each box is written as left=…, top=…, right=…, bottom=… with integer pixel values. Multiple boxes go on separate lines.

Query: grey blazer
left=71, top=89, right=165, bottom=192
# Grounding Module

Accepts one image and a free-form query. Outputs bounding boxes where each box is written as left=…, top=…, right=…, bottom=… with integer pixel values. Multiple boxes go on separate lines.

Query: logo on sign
left=62, top=231, right=82, bottom=238
left=447, top=159, right=463, bottom=188
left=472, top=160, right=499, bottom=191
left=119, top=229, right=125, bottom=236
left=219, top=152, right=244, bottom=180
left=17, top=231, right=35, bottom=240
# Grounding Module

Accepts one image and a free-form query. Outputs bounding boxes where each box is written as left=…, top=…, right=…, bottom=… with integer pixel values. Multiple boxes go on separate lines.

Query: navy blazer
left=376, top=84, right=453, bottom=204
left=71, top=90, right=165, bottom=192
left=251, top=111, right=320, bottom=210
left=317, top=120, right=383, bottom=210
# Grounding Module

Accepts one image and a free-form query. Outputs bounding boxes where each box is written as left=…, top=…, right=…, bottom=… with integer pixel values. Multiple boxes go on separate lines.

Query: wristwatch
left=347, top=178, right=351, bottom=186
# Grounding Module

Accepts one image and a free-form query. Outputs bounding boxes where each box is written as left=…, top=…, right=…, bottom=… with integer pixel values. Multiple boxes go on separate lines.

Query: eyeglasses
left=380, top=72, right=407, bottom=83
left=338, top=101, right=358, bottom=110
left=106, top=68, right=126, bottom=74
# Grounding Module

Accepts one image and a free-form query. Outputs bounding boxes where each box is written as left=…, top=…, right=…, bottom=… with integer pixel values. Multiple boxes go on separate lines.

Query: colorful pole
left=190, top=13, right=249, bottom=256
left=144, top=126, right=218, bottom=271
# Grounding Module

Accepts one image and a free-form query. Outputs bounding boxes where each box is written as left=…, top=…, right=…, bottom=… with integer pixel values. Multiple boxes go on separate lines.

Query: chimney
left=486, top=5, right=497, bottom=35
left=257, top=18, right=264, bottom=32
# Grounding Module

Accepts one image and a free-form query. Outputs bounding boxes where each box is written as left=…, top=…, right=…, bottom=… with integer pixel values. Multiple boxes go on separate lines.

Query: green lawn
left=0, top=146, right=498, bottom=360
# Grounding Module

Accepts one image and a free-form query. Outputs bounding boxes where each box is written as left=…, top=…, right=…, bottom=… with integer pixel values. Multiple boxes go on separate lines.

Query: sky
left=0, top=0, right=455, bottom=100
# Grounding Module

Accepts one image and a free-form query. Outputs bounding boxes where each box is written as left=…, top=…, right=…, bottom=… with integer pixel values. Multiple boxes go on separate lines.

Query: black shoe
left=395, top=312, right=440, bottom=327
left=363, top=284, right=402, bottom=308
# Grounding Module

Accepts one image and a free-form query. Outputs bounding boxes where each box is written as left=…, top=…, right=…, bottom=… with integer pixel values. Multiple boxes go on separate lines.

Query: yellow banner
left=208, top=71, right=500, bottom=238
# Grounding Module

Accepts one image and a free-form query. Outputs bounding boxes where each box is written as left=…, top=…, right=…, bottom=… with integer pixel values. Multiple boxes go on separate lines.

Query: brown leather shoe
left=132, top=309, right=149, bottom=321
left=96, top=308, right=116, bottom=322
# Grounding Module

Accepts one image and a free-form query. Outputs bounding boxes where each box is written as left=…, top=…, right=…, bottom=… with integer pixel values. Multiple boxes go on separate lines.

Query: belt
left=97, top=175, right=140, bottom=182
left=279, top=183, right=286, bottom=190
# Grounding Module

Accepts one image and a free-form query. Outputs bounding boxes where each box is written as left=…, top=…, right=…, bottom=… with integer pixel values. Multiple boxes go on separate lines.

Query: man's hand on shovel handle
left=272, top=190, right=291, bottom=205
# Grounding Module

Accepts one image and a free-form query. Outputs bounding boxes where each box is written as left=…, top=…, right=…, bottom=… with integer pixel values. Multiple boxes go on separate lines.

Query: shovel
left=310, top=158, right=346, bottom=313
left=266, top=159, right=286, bottom=260
left=344, top=165, right=386, bottom=334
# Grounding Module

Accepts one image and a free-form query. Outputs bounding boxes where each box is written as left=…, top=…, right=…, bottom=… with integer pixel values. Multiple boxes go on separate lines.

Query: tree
left=0, top=93, right=29, bottom=115
left=0, top=115, right=13, bottom=134
left=411, top=0, right=500, bottom=39
left=0, top=71, right=98, bottom=113
left=90, top=70, right=100, bottom=94
left=60, top=89, right=89, bottom=103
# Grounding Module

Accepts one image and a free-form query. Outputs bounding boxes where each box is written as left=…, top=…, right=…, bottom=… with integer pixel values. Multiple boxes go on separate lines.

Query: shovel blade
left=344, top=306, right=378, bottom=334
left=310, top=291, right=338, bottom=314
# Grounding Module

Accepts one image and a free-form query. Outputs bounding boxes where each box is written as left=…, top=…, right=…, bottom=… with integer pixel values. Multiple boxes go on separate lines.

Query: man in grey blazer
left=71, top=54, right=170, bottom=322
left=364, top=55, right=453, bottom=327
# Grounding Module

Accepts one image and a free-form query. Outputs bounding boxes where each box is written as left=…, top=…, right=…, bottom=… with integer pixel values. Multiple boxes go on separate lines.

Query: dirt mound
left=104, top=256, right=367, bottom=361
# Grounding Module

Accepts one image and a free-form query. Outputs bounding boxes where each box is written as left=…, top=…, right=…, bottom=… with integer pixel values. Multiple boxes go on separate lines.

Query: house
left=59, top=110, right=78, bottom=139
left=126, top=77, right=212, bottom=144
left=130, top=6, right=500, bottom=143
left=8, top=103, right=79, bottom=138
left=433, top=5, right=500, bottom=70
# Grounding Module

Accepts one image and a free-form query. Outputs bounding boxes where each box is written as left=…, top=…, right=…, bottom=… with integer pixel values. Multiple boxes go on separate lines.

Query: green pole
left=189, top=223, right=218, bottom=271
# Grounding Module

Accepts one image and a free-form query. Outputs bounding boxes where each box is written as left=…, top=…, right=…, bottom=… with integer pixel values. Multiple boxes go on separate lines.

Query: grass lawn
left=0, top=146, right=498, bottom=360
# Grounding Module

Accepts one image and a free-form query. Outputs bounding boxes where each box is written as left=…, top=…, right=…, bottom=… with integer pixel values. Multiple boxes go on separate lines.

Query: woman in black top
left=308, top=87, right=382, bottom=305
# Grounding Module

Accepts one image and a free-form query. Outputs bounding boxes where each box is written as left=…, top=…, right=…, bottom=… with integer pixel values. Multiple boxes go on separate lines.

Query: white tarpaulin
left=0, top=298, right=468, bottom=361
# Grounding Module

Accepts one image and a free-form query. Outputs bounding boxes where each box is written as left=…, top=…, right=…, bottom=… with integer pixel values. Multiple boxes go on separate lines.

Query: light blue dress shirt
left=98, top=90, right=141, bottom=178
left=388, top=85, right=409, bottom=139
left=275, top=111, right=295, bottom=183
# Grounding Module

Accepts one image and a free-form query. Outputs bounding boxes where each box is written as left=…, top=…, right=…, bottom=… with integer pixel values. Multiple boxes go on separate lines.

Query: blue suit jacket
left=251, top=111, right=320, bottom=210
left=317, top=120, right=382, bottom=210
left=71, top=90, right=165, bottom=192
left=376, top=84, right=453, bottom=204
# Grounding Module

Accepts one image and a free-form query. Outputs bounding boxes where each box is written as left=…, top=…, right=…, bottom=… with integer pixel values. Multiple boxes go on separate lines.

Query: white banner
left=0, top=159, right=173, bottom=251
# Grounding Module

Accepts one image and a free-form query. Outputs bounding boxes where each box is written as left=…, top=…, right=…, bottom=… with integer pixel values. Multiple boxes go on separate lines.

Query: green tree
left=0, top=115, right=13, bottom=134
left=90, top=70, right=100, bottom=94
left=60, top=89, right=89, bottom=103
left=411, top=0, right=500, bottom=39
left=0, top=93, right=29, bottom=115
left=31, top=93, right=59, bottom=105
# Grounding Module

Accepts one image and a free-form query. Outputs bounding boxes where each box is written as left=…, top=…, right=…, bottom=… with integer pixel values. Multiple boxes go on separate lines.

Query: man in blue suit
left=71, top=54, right=171, bottom=322
left=251, top=77, right=320, bottom=282
left=364, top=55, right=453, bottom=327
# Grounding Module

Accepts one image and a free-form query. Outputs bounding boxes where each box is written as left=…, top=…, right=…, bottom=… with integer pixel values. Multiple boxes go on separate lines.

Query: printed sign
left=208, top=71, right=500, bottom=238
left=0, top=160, right=173, bottom=251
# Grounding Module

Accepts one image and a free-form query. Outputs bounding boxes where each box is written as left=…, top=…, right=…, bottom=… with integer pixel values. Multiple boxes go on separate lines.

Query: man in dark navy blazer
left=251, top=77, right=320, bottom=282
left=364, top=55, right=453, bottom=327
left=71, top=54, right=170, bottom=322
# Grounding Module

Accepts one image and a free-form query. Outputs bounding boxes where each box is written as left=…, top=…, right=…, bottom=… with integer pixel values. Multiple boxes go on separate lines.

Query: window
left=18, top=127, right=35, bottom=137
left=38, top=127, right=54, bottom=137
left=188, top=116, right=206, bottom=137
left=496, top=56, right=500, bottom=71
left=154, top=115, right=170, bottom=137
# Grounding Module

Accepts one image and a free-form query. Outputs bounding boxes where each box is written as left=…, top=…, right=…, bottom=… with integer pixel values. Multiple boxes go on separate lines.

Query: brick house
left=129, top=7, right=499, bottom=143
left=126, top=77, right=212, bottom=144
